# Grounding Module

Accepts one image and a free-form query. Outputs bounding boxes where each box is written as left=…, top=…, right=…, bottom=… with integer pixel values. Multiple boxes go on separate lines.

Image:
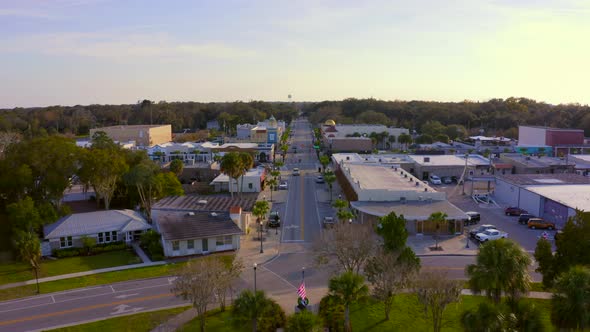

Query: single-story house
left=156, top=211, right=243, bottom=257
left=43, top=209, right=151, bottom=254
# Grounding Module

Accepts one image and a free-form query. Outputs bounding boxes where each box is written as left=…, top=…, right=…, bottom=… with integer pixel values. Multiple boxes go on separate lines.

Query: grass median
left=0, top=262, right=186, bottom=301
left=0, top=250, right=141, bottom=286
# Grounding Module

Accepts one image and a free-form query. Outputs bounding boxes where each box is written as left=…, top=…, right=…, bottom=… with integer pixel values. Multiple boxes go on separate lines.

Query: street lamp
left=253, top=263, right=257, bottom=292
left=465, top=223, right=470, bottom=248
left=259, top=221, right=264, bottom=253
left=348, top=218, right=352, bottom=225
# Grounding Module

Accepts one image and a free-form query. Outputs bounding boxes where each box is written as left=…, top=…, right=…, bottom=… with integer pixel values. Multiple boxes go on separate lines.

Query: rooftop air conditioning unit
left=346, top=156, right=350, bottom=161
left=379, top=159, right=382, bottom=162
left=404, top=174, right=408, bottom=178
left=187, top=212, right=195, bottom=216
left=400, top=197, right=407, bottom=204
left=197, top=200, right=208, bottom=205
left=415, top=181, right=419, bottom=186
left=210, top=212, right=218, bottom=217
left=424, top=157, right=430, bottom=163
left=424, top=188, right=428, bottom=192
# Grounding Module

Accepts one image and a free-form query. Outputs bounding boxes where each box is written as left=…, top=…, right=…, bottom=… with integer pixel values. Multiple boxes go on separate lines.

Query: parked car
left=475, top=229, right=508, bottom=242
left=465, top=211, right=481, bottom=225
left=323, top=216, right=335, bottom=228
left=527, top=218, right=555, bottom=230
left=518, top=214, right=535, bottom=225
left=505, top=207, right=527, bottom=216
left=470, top=224, right=497, bottom=238
left=292, top=168, right=300, bottom=176
left=268, top=211, right=281, bottom=227
left=441, top=176, right=453, bottom=184
left=316, top=176, right=325, bottom=184
left=429, top=174, right=442, bottom=185
left=278, top=181, right=288, bottom=190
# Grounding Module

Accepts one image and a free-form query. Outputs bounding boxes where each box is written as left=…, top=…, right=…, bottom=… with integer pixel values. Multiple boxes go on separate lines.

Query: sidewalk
left=407, top=233, right=479, bottom=256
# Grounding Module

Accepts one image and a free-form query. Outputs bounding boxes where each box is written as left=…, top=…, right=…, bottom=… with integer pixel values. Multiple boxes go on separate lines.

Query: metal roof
left=44, top=210, right=151, bottom=239
left=157, top=212, right=243, bottom=241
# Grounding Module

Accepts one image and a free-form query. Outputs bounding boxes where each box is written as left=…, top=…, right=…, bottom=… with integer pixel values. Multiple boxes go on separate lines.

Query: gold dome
left=325, top=119, right=336, bottom=126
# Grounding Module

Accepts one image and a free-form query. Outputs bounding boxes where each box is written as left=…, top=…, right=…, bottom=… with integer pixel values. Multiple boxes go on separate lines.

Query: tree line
left=0, top=100, right=299, bottom=137
left=304, top=97, right=590, bottom=138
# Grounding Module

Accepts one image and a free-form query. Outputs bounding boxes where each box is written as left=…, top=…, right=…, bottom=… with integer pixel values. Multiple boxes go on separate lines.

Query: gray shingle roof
left=44, top=210, right=151, bottom=239
left=153, top=195, right=257, bottom=212
left=157, top=212, right=243, bottom=241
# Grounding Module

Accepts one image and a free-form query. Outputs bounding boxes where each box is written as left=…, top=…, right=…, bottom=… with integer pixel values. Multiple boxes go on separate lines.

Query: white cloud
left=0, top=31, right=257, bottom=60
left=0, top=8, right=55, bottom=19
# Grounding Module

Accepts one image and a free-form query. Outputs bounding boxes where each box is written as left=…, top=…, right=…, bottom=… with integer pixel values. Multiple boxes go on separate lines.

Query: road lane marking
left=300, top=174, right=305, bottom=239
left=110, top=285, right=115, bottom=293
left=110, top=304, right=144, bottom=315
left=313, top=181, right=323, bottom=238
left=51, top=296, right=55, bottom=304
left=261, top=266, right=297, bottom=290
left=0, top=293, right=173, bottom=327
left=0, top=281, right=171, bottom=314
left=114, top=293, right=139, bottom=299
left=0, top=286, right=105, bottom=307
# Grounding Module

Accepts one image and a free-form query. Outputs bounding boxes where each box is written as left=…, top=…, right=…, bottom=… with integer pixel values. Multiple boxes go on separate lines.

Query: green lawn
left=179, top=308, right=246, bottom=332
left=0, top=262, right=186, bottom=301
left=349, top=294, right=555, bottom=332
left=0, top=250, right=141, bottom=286
left=44, top=306, right=190, bottom=332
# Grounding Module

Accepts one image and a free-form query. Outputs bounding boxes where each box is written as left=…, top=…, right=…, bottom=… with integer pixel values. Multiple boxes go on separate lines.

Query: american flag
left=297, top=281, right=306, bottom=299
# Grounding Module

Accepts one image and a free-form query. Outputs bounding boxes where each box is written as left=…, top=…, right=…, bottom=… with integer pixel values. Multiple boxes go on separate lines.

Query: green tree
left=324, top=171, right=336, bottom=202
left=387, top=135, right=396, bottom=149
left=252, top=200, right=270, bottom=224
left=232, top=290, right=272, bottom=332
left=551, top=265, right=590, bottom=330
left=427, top=212, right=448, bottom=250
left=286, top=310, right=323, bottom=332
left=434, top=134, right=450, bottom=144
left=14, top=230, right=41, bottom=293
left=220, top=152, right=242, bottom=198
left=462, top=301, right=545, bottom=332
left=319, top=155, right=330, bottom=173
left=258, top=300, right=287, bottom=332
left=169, top=159, right=184, bottom=177
left=319, top=294, right=345, bottom=332
left=238, top=152, right=254, bottom=197
left=333, top=199, right=353, bottom=224
left=266, top=177, right=277, bottom=202
left=6, top=196, right=43, bottom=233
left=376, top=212, right=408, bottom=252
left=79, top=147, right=128, bottom=210
left=554, top=211, right=590, bottom=281
left=534, top=238, right=556, bottom=289
left=466, top=239, right=532, bottom=306
left=155, top=172, right=184, bottom=197
left=416, top=134, right=433, bottom=144
left=421, top=120, right=446, bottom=137
left=398, top=133, right=412, bottom=150
left=328, top=272, right=369, bottom=332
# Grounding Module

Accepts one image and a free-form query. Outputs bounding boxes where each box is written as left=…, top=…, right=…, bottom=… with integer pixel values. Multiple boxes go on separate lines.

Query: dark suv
left=505, top=207, right=527, bottom=216
left=518, top=214, right=535, bottom=225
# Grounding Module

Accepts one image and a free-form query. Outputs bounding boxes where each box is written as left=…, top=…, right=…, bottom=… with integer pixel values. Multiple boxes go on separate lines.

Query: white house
left=43, top=210, right=151, bottom=255
left=210, top=167, right=266, bottom=193
left=156, top=211, right=242, bottom=257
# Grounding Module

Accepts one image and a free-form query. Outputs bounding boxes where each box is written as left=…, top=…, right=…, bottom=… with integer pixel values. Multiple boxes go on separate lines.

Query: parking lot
left=437, top=182, right=556, bottom=252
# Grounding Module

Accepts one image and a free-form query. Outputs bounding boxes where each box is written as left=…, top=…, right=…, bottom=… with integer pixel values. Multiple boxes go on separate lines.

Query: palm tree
left=319, top=155, right=330, bottom=173
left=232, top=290, right=271, bottom=332
left=551, top=265, right=590, bottom=330
left=238, top=152, right=254, bottom=198
left=328, top=271, right=369, bottom=332
left=324, top=171, right=336, bottom=202
left=387, top=135, right=396, bottom=150
left=398, top=133, right=412, bottom=151
left=267, top=178, right=277, bottom=202
left=252, top=200, right=270, bottom=224
left=220, top=152, right=242, bottom=198
left=427, top=212, right=448, bottom=250
left=466, top=239, right=532, bottom=306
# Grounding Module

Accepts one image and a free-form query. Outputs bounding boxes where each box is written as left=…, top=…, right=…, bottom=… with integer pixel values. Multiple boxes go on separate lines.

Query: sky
left=0, top=0, right=589, bottom=108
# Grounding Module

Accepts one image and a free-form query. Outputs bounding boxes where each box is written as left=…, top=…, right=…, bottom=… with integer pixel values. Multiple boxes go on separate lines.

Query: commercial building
left=332, top=153, right=468, bottom=234
left=235, top=116, right=285, bottom=144
left=518, top=125, right=584, bottom=156
left=406, top=154, right=490, bottom=180
left=209, top=167, right=266, bottom=193
left=89, top=124, right=172, bottom=147
left=494, top=173, right=590, bottom=228
left=321, top=120, right=409, bottom=149
left=499, top=153, right=575, bottom=174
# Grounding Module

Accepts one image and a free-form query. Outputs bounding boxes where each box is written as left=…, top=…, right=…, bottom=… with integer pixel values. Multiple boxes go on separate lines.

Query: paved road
left=279, top=118, right=324, bottom=243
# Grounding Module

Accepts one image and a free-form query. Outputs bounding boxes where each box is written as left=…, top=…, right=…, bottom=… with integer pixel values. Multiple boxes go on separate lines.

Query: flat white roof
left=570, top=154, right=590, bottom=162
left=332, top=153, right=411, bottom=165
left=408, top=154, right=469, bottom=166
left=524, top=184, right=590, bottom=211
left=347, top=164, right=433, bottom=192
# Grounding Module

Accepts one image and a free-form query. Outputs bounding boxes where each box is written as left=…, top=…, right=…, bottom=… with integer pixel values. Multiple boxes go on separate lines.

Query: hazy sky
left=1, top=0, right=589, bottom=108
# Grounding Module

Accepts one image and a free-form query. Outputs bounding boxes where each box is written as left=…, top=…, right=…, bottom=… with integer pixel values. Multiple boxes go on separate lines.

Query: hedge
left=52, top=241, right=129, bottom=258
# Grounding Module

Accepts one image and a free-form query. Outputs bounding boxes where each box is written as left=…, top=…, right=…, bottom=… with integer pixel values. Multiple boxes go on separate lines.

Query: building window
left=248, top=183, right=253, bottom=189
left=60, top=236, right=73, bottom=248
left=112, top=231, right=117, bottom=242
left=98, top=232, right=104, bottom=243
left=216, top=236, right=232, bottom=246
left=187, top=240, right=194, bottom=250
left=172, top=241, right=180, bottom=251
left=105, top=232, right=111, bottom=242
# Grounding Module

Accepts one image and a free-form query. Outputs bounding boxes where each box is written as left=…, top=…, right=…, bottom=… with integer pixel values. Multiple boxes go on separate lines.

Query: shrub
left=287, top=310, right=323, bottom=332
left=81, top=236, right=96, bottom=255
left=140, top=230, right=164, bottom=260
left=318, top=295, right=345, bottom=332
left=258, top=300, right=287, bottom=332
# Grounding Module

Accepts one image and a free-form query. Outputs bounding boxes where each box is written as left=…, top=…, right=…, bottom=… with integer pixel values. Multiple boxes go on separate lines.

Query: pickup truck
left=475, top=229, right=508, bottom=242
